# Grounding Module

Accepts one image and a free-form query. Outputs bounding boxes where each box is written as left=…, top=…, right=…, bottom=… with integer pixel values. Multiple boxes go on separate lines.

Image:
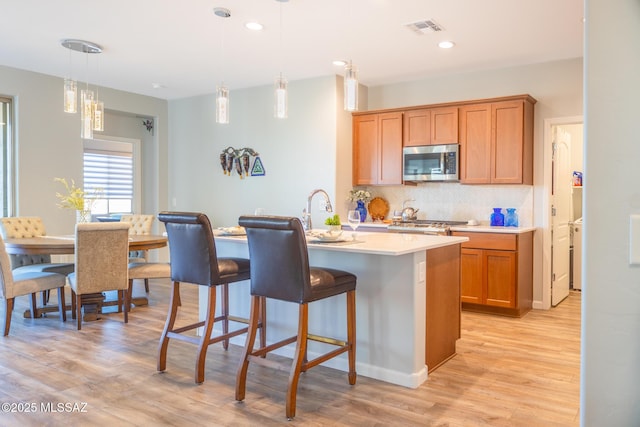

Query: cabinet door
left=431, top=107, right=459, bottom=145
left=403, top=109, right=431, bottom=147
left=353, top=114, right=378, bottom=185
left=485, top=250, right=516, bottom=307
left=492, top=101, right=524, bottom=184
left=460, top=248, right=484, bottom=304
left=378, top=112, right=403, bottom=185
left=459, top=103, right=492, bottom=183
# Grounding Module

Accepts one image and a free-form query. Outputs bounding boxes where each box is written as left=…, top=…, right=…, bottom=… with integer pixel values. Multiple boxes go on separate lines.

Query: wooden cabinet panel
left=403, top=107, right=458, bottom=147
left=353, top=112, right=402, bottom=186
left=378, top=112, right=403, bottom=185
left=353, top=115, right=378, bottom=185
left=431, top=107, right=459, bottom=144
left=459, top=96, right=534, bottom=185
left=459, top=103, right=492, bottom=183
left=455, top=232, right=517, bottom=251
left=425, top=244, right=461, bottom=372
left=492, top=101, right=525, bottom=184
left=403, top=109, right=431, bottom=147
left=453, top=231, right=533, bottom=317
left=460, top=248, right=483, bottom=304
left=485, top=250, right=516, bottom=307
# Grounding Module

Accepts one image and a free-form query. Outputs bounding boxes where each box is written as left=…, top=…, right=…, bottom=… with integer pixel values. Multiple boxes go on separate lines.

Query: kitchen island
left=205, top=231, right=468, bottom=388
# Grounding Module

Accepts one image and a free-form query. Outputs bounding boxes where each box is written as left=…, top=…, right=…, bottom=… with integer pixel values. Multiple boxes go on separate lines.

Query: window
left=83, top=137, right=140, bottom=216
left=0, top=97, right=13, bottom=217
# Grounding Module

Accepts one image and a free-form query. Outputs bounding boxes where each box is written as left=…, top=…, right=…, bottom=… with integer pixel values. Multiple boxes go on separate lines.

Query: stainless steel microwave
left=403, top=144, right=459, bottom=182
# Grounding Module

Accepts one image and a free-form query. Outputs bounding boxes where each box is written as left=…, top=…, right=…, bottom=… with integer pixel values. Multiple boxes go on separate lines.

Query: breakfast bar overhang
left=204, top=231, right=468, bottom=388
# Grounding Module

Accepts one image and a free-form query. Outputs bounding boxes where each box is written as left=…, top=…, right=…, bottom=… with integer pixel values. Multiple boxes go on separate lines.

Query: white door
left=551, top=126, right=572, bottom=306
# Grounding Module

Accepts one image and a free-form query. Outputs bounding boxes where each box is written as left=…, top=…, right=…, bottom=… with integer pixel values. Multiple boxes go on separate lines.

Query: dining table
left=4, top=234, right=168, bottom=319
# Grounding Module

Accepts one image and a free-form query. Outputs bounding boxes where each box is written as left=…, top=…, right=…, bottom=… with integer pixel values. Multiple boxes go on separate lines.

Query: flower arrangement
left=54, top=177, right=101, bottom=213
left=347, top=189, right=371, bottom=203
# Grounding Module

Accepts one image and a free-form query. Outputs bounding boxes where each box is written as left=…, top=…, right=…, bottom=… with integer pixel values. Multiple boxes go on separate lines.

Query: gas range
left=387, top=219, right=468, bottom=235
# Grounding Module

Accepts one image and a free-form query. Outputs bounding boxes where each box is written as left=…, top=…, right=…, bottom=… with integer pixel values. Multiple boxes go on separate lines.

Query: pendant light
left=63, top=47, right=77, bottom=113
left=344, top=61, right=358, bottom=111
left=60, top=39, right=102, bottom=138
left=344, top=0, right=359, bottom=112
left=93, top=55, right=104, bottom=132
left=214, top=7, right=231, bottom=124
left=274, top=0, right=288, bottom=119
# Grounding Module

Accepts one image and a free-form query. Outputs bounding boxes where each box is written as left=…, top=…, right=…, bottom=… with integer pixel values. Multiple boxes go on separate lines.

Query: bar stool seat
left=236, top=215, right=357, bottom=420
left=157, top=211, right=265, bottom=384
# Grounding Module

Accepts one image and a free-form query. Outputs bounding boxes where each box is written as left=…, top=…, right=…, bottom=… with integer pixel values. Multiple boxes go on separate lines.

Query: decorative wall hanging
left=220, top=146, right=261, bottom=179
left=142, top=119, right=154, bottom=133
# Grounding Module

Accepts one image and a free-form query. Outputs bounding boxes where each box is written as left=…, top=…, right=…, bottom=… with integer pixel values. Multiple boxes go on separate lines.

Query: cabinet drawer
left=452, top=232, right=517, bottom=251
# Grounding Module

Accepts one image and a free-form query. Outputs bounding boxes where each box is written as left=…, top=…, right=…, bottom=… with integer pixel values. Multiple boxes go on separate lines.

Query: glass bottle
left=505, top=208, right=519, bottom=227
left=490, top=208, right=504, bottom=226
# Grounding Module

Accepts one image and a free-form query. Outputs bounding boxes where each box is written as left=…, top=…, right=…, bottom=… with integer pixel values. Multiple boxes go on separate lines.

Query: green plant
left=324, top=214, right=341, bottom=226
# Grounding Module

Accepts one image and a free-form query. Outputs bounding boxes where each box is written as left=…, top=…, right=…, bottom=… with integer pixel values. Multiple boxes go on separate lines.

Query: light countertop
left=214, top=230, right=468, bottom=256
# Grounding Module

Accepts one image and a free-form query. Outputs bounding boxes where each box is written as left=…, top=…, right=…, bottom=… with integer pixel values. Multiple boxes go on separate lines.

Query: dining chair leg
left=286, top=303, right=309, bottom=420
left=144, top=278, right=150, bottom=293
left=3, top=298, right=14, bottom=336
left=123, top=289, right=129, bottom=324
left=221, top=283, right=229, bottom=350
left=195, top=286, right=217, bottom=384
left=30, top=293, right=38, bottom=319
left=58, top=287, right=66, bottom=322
left=235, top=295, right=261, bottom=402
left=158, top=281, right=180, bottom=373
left=42, top=290, right=50, bottom=306
left=71, top=290, right=76, bottom=320
left=259, top=296, right=267, bottom=350
left=347, top=290, right=357, bottom=385
left=75, top=294, right=82, bottom=330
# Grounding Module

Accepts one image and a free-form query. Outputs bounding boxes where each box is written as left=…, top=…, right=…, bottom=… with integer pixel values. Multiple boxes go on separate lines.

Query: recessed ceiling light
left=438, top=41, right=455, bottom=49
left=151, top=82, right=165, bottom=89
left=245, top=21, right=264, bottom=31
left=333, top=60, right=347, bottom=66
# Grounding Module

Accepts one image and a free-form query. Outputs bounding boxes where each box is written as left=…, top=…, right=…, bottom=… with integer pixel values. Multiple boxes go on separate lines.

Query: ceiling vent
left=404, top=19, right=444, bottom=35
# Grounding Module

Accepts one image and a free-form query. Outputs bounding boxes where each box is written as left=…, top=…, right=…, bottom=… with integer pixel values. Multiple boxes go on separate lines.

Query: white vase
left=76, top=209, right=91, bottom=223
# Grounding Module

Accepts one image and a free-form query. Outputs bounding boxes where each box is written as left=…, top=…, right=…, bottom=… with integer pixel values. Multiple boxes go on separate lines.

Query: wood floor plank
left=0, top=280, right=580, bottom=426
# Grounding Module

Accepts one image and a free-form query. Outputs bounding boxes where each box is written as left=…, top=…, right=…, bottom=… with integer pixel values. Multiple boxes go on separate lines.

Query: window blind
left=83, top=145, right=133, bottom=199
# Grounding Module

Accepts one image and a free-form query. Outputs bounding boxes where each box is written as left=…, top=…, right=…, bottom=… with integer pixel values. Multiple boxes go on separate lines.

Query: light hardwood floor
left=0, top=280, right=580, bottom=426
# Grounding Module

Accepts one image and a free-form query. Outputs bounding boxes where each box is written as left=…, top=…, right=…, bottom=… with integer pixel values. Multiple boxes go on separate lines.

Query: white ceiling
left=0, top=0, right=584, bottom=100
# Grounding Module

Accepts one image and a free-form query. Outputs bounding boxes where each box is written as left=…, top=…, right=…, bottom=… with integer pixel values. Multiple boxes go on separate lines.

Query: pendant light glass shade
left=216, top=85, right=229, bottom=124
left=64, top=78, right=77, bottom=113
left=274, top=75, right=288, bottom=119
left=344, top=61, right=358, bottom=111
left=93, top=100, right=104, bottom=131
left=80, top=89, right=94, bottom=139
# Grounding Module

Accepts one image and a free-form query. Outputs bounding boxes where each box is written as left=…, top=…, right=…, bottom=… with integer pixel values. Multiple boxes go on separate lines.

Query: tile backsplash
left=354, top=183, right=533, bottom=226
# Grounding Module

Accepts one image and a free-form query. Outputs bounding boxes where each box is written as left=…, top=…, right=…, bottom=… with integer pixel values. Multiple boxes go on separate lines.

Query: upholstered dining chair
left=236, top=215, right=357, bottom=420
left=0, top=217, right=75, bottom=305
left=121, top=214, right=154, bottom=292
left=0, top=234, right=67, bottom=336
left=68, top=222, right=130, bottom=330
left=157, top=211, right=265, bottom=384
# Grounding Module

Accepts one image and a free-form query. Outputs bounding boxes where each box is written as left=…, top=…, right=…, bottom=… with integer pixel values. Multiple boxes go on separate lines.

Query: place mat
left=368, top=197, right=389, bottom=221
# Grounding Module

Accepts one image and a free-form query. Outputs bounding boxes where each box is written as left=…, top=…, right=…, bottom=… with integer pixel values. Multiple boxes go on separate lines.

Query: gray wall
left=582, top=0, right=640, bottom=424
left=167, top=75, right=353, bottom=228
left=0, top=65, right=169, bottom=235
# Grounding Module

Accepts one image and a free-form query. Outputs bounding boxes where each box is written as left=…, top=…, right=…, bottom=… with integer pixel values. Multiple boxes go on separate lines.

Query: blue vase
left=356, top=200, right=367, bottom=222
left=505, top=208, right=519, bottom=227
left=490, top=208, right=504, bottom=226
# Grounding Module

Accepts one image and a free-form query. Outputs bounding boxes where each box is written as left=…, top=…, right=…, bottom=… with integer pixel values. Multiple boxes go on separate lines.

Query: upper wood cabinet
left=459, top=96, right=535, bottom=184
left=403, top=107, right=458, bottom=147
left=353, top=112, right=403, bottom=186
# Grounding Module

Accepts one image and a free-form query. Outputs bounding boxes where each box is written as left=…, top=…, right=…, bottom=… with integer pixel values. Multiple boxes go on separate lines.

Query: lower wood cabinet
left=452, top=231, right=533, bottom=317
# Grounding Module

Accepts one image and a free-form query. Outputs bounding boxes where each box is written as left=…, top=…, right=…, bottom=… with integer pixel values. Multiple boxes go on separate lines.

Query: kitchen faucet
left=302, top=189, right=333, bottom=232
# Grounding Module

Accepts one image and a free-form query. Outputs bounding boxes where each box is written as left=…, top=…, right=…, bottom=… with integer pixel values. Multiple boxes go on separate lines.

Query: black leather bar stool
left=157, top=211, right=265, bottom=384
left=235, top=215, right=357, bottom=420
